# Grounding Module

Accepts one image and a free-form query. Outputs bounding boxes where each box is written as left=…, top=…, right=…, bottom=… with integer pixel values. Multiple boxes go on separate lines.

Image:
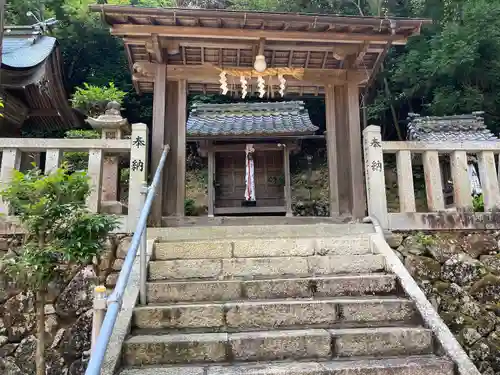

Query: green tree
left=0, top=166, right=118, bottom=375
left=71, top=82, right=127, bottom=117
left=369, top=0, right=500, bottom=137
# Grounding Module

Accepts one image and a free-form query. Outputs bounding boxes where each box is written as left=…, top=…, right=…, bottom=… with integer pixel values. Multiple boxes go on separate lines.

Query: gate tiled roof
left=187, top=101, right=318, bottom=137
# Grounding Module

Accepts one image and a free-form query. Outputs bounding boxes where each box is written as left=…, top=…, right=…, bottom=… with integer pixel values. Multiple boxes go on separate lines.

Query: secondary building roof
left=1, top=24, right=83, bottom=134
left=187, top=101, right=318, bottom=138
left=406, top=112, right=497, bottom=142
left=3, top=34, right=57, bottom=68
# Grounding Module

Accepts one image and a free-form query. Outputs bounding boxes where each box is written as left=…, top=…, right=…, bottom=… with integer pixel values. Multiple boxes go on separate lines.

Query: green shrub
left=71, top=82, right=127, bottom=117
left=0, top=166, right=118, bottom=375
left=184, top=198, right=197, bottom=216
left=63, top=129, right=100, bottom=172
left=473, top=194, right=484, bottom=212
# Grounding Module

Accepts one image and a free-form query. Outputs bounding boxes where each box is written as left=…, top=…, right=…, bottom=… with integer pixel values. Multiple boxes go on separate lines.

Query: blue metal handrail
left=85, top=145, right=170, bottom=375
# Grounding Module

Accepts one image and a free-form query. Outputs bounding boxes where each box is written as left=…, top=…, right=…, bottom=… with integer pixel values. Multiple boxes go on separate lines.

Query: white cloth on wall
left=468, top=163, right=482, bottom=196
left=245, top=144, right=256, bottom=201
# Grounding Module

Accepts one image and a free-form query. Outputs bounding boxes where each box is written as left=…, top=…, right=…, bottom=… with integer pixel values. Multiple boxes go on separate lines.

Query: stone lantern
left=86, top=101, right=130, bottom=214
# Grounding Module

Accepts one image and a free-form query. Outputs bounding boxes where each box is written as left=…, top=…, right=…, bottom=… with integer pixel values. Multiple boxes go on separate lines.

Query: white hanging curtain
left=468, top=163, right=482, bottom=196
left=245, top=144, right=256, bottom=201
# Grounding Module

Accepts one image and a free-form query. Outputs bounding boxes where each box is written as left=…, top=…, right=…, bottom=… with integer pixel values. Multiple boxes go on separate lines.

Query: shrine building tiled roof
left=3, top=25, right=57, bottom=69
left=187, top=101, right=318, bottom=138
left=3, top=36, right=56, bottom=69
left=406, top=112, right=498, bottom=142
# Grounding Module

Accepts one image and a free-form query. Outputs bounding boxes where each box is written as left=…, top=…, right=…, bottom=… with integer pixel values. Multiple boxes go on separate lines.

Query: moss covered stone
left=480, top=255, right=500, bottom=276
left=437, top=283, right=482, bottom=319
left=404, top=255, right=441, bottom=281
left=441, top=254, right=487, bottom=286
left=398, top=235, right=428, bottom=257
left=464, top=233, right=498, bottom=259
left=469, top=274, right=500, bottom=304
left=458, top=327, right=482, bottom=347
left=439, top=309, right=496, bottom=337
left=432, top=280, right=451, bottom=294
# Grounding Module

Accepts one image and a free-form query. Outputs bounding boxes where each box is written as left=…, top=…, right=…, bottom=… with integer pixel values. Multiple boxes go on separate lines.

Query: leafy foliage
left=184, top=198, right=197, bottom=216
left=63, top=129, right=100, bottom=172
left=0, top=165, right=118, bottom=375
left=473, top=194, right=484, bottom=212
left=71, top=82, right=127, bottom=117
left=1, top=167, right=118, bottom=263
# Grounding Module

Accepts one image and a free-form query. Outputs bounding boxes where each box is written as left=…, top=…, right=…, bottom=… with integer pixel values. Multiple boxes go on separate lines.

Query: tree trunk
left=381, top=63, right=403, bottom=140
left=36, top=291, right=46, bottom=375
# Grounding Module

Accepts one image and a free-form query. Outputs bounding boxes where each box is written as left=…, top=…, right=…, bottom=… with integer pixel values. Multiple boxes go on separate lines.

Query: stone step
left=146, top=274, right=398, bottom=303
left=153, top=235, right=371, bottom=260
left=122, top=327, right=433, bottom=366
left=148, top=254, right=385, bottom=281
left=148, top=223, right=374, bottom=242
left=132, top=297, right=417, bottom=330
left=119, top=356, right=454, bottom=375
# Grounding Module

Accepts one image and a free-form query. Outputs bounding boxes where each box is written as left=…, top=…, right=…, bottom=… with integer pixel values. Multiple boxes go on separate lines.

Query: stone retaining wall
left=0, top=235, right=131, bottom=375
left=388, top=232, right=500, bottom=375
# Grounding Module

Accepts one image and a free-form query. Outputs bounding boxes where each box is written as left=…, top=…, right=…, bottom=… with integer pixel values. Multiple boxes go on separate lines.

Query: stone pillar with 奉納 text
left=362, top=125, right=388, bottom=228
left=128, top=123, right=149, bottom=231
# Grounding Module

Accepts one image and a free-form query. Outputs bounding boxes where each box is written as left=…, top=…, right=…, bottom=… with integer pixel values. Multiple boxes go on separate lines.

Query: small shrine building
left=187, top=101, right=318, bottom=216
left=91, top=4, right=429, bottom=224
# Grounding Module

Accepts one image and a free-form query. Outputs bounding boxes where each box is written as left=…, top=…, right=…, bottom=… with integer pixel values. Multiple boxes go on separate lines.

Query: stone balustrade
left=0, top=123, right=149, bottom=233
left=363, top=125, right=500, bottom=230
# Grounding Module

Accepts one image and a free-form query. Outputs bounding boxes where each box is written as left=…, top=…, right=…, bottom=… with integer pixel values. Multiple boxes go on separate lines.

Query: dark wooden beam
left=354, top=42, right=370, bottom=68
left=111, top=24, right=410, bottom=45
left=164, top=39, right=180, bottom=55
left=123, top=38, right=384, bottom=54
left=132, top=61, right=368, bottom=86
left=28, top=109, right=61, bottom=117
left=366, top=41, right=391, bottom=87
left=321, top=51, right=329, bottom=68
left=92, top=4, right=430, bottom=33
left=151, top=34, right=164, bottom=63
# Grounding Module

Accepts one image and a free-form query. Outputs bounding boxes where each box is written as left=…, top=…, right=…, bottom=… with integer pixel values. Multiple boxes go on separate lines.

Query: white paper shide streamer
left=257, top=76, right=266, bottom=98
left=240, top=76, right=248, bottom=99
left=244, top=144, right=256, bottom=201
left=219, top=71, right=228, bottom=95
left=468, top=163, right=482, bottom=196
left=278, top=74, right=286, bottom=97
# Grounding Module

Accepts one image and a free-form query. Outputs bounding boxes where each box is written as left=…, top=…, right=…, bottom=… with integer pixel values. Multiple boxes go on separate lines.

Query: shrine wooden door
left=215, top=150, right=285, bottom=213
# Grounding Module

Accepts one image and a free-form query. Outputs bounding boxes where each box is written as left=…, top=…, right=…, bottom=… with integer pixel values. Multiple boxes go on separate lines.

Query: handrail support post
left=91, top=285, right=107, bottom=351
left=139, top=181, right=148, bottom=305
left=85, top=145, right=169, bottom=375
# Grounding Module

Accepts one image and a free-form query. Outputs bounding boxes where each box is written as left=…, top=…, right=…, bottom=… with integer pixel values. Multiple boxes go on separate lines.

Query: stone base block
left=229, top=329, right=331, bottom=361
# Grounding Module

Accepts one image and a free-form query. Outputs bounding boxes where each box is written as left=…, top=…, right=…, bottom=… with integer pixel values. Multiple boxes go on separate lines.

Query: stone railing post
left=0, top=148, right=21, bottom=215
left=128, top=123, right=149, bottom=231
left=362, top=125, right=388, bottom=228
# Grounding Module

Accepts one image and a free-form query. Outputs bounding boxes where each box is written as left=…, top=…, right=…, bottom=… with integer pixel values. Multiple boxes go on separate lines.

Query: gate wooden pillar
left=333, top=81, right=366, bottom=219
left=325, top=83, right=340, bottom=216
left=334, top=85, right=350, bottom=215
left=346, top=78, right=366, bottom=218
left=151, top=63, right=167, bottom=225
left=325, top=79, right=366, bottom=219
left=163, top=79, right=187, bottom=217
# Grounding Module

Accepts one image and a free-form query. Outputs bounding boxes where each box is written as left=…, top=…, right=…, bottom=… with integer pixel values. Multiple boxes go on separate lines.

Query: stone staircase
left=119, top=224, right=455, bottom=375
